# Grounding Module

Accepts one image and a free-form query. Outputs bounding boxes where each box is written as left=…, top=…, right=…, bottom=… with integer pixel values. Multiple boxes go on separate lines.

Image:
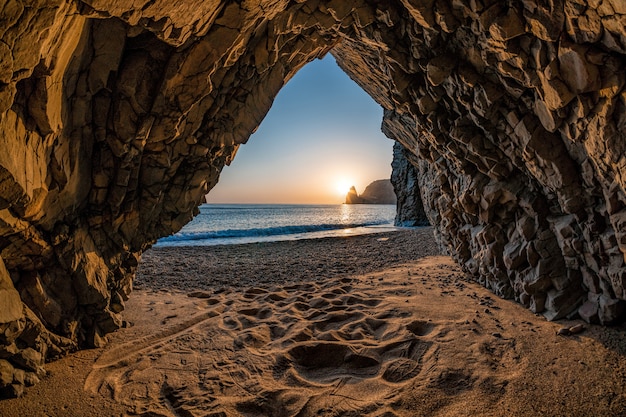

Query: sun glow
left=335, top=179, right=354, bottom=196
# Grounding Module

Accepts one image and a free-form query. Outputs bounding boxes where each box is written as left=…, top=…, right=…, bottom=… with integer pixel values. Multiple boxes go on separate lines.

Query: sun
left=334, top=178, right=354, bottom=196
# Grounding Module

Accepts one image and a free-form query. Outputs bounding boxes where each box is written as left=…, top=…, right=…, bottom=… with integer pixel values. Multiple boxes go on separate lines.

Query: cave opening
left=206, top=53, right=394, bottom=205
left=158, top=52, right=403, bottom=247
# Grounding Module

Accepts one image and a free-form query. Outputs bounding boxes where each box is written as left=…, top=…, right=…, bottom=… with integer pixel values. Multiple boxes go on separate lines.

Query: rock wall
left=391, top=141, right=430, bottom=227
left=0, top=0, right=625, bottom=395
left=347, top=1, right=626, bottom=326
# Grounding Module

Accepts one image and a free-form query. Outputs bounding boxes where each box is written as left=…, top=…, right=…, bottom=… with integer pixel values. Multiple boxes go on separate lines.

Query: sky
left=206, top=54, right=395, bottom=204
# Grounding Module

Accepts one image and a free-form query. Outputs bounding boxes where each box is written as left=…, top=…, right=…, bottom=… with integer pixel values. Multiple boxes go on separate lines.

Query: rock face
left=345, top=186, right=362, bottom=204
left=391, top=142, right=430, bottom=227
left=345, top=180, right=396, bottom=204
left=0, top=0, right=625, bottom=394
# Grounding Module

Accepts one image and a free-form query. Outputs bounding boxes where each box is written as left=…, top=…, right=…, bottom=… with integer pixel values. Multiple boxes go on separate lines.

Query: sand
left=2, top=227, right=626, bottom=416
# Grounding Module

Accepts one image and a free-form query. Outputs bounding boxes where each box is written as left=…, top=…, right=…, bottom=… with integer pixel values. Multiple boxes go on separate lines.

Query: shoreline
left=1, top=228, right=625, bottom=416
left=138, top=227, right=440, bottom=292
left=154, top=224, right=404, bottom=247
left=155, top=202, right=398, bottom=247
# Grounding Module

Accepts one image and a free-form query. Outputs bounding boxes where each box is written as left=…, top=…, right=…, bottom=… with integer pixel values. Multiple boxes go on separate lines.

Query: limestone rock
left=0, top=0, right=624, bottom=395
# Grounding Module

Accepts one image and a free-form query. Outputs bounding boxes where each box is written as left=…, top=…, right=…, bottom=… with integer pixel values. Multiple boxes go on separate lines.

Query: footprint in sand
left=220, top=315, right=242, bottom=330
left=310, top=311, right=365, bottom=333
left=407, top=319, right=436, bottom=336
left=287, top=342, right=381, bottom=380
left=427, top=368, right=476, bottom=395
left=87, top=273, right=446, bottom=417
left=382, top=358, right=423, bottom=383
left=258, top=283, right=439, bottom=392
left=234, top=327, right=272, bottom=350
left=238, top=306, right=273, bottom=320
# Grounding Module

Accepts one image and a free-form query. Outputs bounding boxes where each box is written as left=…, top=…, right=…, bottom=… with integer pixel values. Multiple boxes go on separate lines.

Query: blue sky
left=206, top=54, right=394, bottom=204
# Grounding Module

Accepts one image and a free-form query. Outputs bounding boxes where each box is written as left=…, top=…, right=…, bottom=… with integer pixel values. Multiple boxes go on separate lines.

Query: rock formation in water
left=344, top=180, right=396, bottom=204
left=0, top=0, right=625, bottom=395
left=345, top=186, right=362, bottom=204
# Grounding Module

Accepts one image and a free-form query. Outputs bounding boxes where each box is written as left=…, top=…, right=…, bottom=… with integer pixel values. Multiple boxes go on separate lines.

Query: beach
left=2, top=227, right=626, bottom=416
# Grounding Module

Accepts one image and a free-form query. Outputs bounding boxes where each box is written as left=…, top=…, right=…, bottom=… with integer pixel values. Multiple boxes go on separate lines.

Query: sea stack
left=345, top=186, right=362, bottom=204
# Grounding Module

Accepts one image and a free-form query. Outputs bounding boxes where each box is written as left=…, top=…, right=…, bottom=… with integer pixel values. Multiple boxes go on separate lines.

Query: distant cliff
left=345, top=180, right=396, bottom=204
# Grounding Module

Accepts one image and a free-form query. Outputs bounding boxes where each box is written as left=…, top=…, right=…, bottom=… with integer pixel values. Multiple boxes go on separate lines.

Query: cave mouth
left=161, top=52, right=404, bottom=247
left=204, top=53, right=395, bottom=206
left=0, top=0, right=625, bottom=397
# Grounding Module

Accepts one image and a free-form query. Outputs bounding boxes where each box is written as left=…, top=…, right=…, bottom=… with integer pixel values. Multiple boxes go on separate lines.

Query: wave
left=159, top=221, right=391, bottom=243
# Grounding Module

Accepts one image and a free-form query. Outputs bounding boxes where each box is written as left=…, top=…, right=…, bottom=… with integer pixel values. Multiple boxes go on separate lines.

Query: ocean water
left=156, top=204, right=399, bottom=247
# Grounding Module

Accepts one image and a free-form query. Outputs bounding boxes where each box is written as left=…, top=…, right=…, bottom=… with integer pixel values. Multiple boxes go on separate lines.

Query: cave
left=0, top=0, right=625, bottom=395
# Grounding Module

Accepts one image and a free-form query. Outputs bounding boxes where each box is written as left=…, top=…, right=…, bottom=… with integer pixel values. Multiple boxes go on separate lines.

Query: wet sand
left=2, top=228, right=626, bottom=416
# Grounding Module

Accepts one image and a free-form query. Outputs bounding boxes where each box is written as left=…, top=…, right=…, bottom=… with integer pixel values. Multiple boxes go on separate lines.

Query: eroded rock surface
left=0, top=0, right=625, bottom=395
left=391, top=141, right=430, bottom=227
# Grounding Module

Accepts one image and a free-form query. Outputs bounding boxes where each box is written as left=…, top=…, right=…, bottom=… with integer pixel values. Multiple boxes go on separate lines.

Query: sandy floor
left=1, top=228, right=626, bottom=416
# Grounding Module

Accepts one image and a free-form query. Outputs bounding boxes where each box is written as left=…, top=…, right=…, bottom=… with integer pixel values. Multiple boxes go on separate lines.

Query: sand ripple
left=83, top=254, right=626, bottom=416
left=86, top=259, right=451, bottom=417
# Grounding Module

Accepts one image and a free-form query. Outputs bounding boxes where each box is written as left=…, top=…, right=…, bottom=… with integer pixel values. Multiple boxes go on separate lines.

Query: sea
left=156, top=204, right=399, bottom=247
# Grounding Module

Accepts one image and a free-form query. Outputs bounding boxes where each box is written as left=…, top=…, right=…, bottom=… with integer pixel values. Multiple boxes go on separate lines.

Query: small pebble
left=557, top=327, right=571, bottom=336
left=569, top=324, right=585, bottom=334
